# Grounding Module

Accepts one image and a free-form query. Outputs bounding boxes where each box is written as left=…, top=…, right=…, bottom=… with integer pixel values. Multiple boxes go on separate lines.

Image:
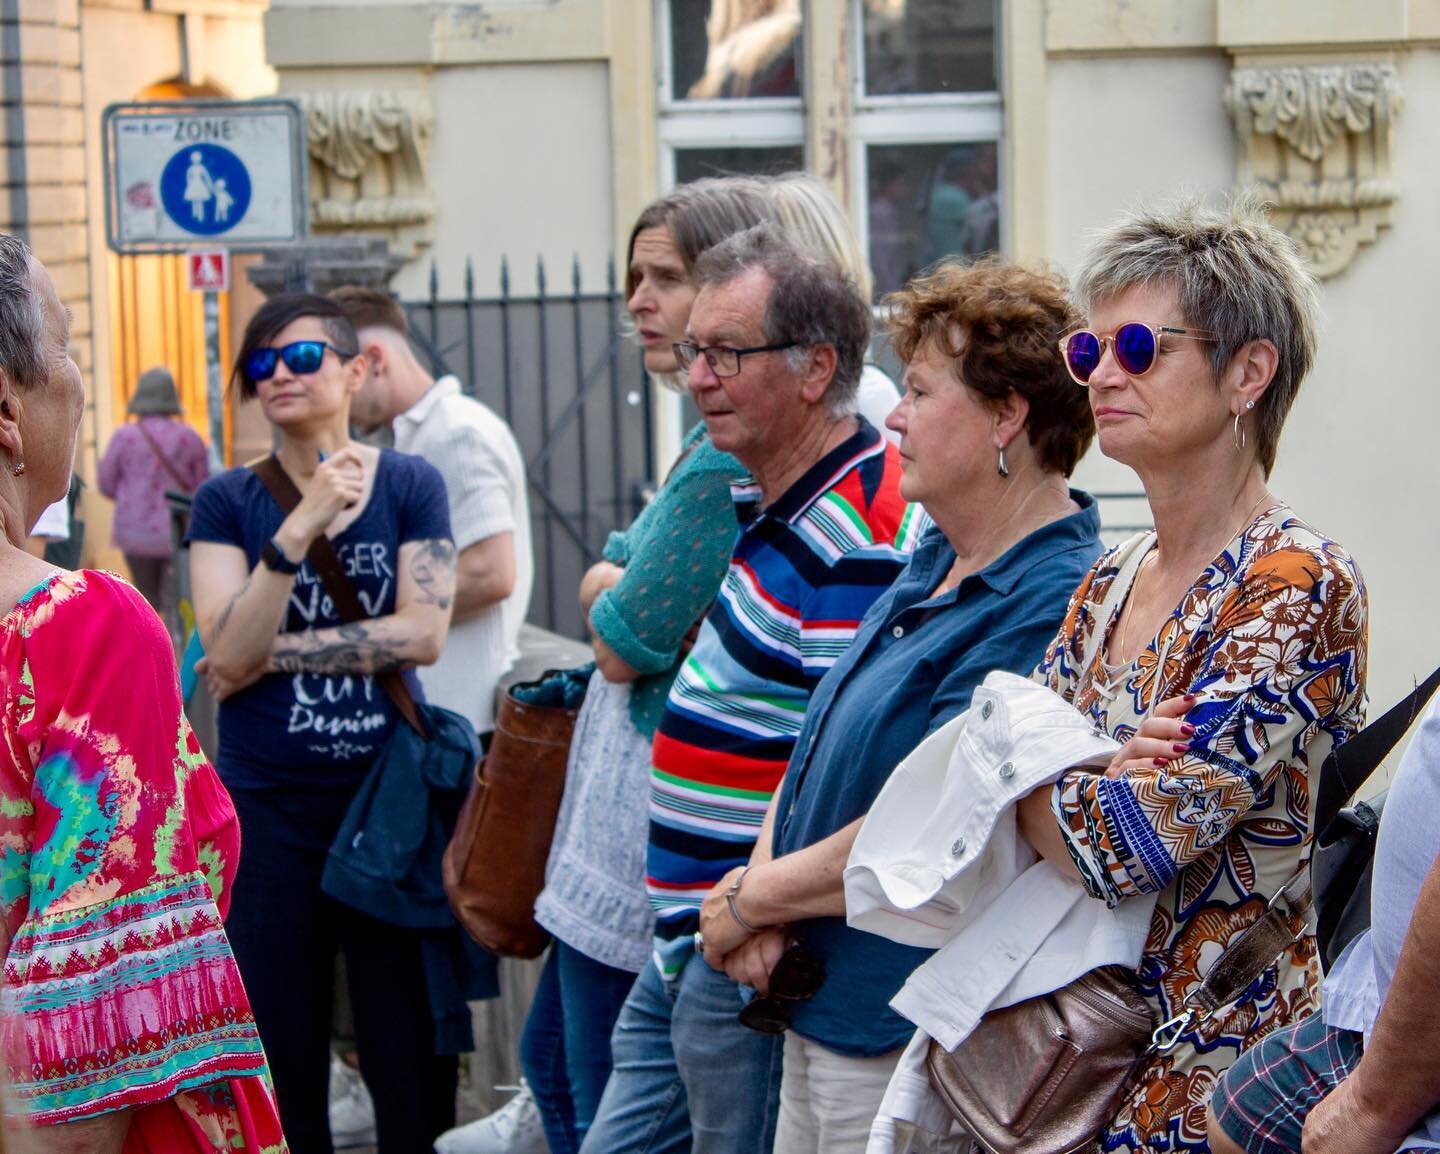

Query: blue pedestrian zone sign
left=161, top=144, right=253, bottom=236
left=103, top=99, right=306, bottom=254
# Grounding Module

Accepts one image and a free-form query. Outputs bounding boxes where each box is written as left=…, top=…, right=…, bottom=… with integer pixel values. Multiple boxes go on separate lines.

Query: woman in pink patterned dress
left=0, top=233, right=287, bottom=1152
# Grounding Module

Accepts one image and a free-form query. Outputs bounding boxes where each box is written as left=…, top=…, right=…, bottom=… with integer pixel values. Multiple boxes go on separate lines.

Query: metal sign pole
left=202, top=288, right=225, bottom=471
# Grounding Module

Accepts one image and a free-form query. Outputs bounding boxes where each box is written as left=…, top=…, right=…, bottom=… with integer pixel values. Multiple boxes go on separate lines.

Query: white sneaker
left=433, top=1082, right=548, bottom=1154
left=329, top=1054, right=378, bottom=1149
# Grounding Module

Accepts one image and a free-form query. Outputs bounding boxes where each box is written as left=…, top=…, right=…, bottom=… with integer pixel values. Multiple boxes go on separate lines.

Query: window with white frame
left=657, top=1, right=1002, bottom=301
left=658, top=0, right=806, bottom=186
left=855, top=0, right=1002, bottom=298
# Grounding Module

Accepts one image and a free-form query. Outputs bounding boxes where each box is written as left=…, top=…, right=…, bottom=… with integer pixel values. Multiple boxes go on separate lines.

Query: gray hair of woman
left=0, top=233, right=47, bottom=393
left=693, top=221, right=871, bottom=417
left=760, top=172, right=874, bottom=302
left=1072, top=194, right=1319, bottom=475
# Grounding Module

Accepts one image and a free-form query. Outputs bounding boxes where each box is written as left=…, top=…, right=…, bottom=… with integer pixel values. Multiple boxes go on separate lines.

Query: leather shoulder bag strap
left=137, top=421, right=196, bottom=493
left=1151, top=662, right=1440, bottom=1053
left=251, top=455, right=428, bottom=739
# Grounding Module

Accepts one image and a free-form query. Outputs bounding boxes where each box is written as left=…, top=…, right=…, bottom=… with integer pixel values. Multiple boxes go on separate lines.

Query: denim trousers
left=520, top=937, right=640, bottom=1154
left=580, top=955, right=784, bottom=1154
left=225, top=784, right=458, bottom=1154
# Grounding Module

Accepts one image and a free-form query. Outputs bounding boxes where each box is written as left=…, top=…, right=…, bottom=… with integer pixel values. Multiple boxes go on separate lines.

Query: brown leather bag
left=442, top=674, right=583, bottom=958
left=925, top=966, right=1153, bottom=1154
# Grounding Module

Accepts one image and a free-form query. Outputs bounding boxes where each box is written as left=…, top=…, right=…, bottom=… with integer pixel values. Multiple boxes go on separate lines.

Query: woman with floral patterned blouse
left=1012, top=198, right=1369, bottom=1154
left=0, top=231, right=286, bottom=1151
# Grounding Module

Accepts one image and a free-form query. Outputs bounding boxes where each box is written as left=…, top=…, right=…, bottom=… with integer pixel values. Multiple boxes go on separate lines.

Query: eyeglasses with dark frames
left=673, top=340, right=798, bottom=378
left=736, top=943, right=826, bottom=1035
left=1059, top=322, right=1218, bottom=386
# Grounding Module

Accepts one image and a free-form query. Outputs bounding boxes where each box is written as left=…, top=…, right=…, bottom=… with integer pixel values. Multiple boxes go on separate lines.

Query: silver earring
left=997, top=446, right=1009, bottom=477
left=1232, top=412, right=1246, bottom=452
left=10, top=457, right=22, bottom=477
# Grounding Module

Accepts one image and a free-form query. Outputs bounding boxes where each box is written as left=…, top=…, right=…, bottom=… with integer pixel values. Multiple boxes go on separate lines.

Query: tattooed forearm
left=409, top=538, right=457, bottom=609
left=212, top=575, right=252, bottom=638
left=271, top=622, right=409, bottom=675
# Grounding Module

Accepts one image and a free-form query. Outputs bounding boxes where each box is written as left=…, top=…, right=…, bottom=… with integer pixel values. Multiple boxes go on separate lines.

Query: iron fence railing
left=404, top=257, right=655, bottom=639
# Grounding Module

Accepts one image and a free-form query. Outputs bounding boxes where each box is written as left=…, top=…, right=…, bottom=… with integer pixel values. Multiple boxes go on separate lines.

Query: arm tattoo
left=271, top=622, right=408, bottom=675
left=213, top=575, right=252, bottom=638
left=409, top=538, right=457, bottom=609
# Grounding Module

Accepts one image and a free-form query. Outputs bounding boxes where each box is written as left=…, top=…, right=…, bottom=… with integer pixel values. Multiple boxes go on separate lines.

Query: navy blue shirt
left=188, top=449, right=452, bottom=789
left=771, top=491, right=1104, bottom=1055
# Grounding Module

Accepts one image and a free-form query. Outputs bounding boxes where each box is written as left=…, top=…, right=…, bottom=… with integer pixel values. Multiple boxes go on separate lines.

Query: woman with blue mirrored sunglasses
left=243, top=338, right=358, bottom=384
left=190, top=290, right=463, bottom=1153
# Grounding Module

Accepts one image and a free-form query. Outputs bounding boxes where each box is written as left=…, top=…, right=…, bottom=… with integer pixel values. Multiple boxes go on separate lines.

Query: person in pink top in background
left=97, top=366, right=209, bottom=640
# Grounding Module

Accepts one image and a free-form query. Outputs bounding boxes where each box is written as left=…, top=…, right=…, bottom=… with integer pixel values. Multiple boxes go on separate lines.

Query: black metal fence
left=404, top=257, right=656, bottom=640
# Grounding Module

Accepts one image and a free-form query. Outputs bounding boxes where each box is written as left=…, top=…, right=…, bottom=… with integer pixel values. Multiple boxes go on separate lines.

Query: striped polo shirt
left=646, top=420, right=919, bottom=976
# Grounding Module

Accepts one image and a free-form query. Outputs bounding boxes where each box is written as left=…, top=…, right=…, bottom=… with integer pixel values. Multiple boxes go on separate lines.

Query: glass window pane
left=867, top=142, right=999, bottom=298
left=674, top=145, right=805, bottom=185
left=862, top=0, right=997, bottom=97
left=669, top=0, right=803, bottom=101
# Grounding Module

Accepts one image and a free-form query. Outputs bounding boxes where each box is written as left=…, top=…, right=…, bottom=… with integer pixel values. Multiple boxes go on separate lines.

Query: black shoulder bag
left=1312, top=663, right=1440, bottom=968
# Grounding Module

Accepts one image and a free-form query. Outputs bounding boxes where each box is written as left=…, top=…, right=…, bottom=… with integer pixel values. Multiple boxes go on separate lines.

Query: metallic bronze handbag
left=924, top=965, right=1152, bottom=1154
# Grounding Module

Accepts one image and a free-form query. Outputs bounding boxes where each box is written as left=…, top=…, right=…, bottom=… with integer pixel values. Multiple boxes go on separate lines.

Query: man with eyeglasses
left=582, top=223, right=914, bottom=1154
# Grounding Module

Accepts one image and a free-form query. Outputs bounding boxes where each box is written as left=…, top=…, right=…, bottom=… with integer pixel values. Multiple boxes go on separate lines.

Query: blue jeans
left=580, top=955, right=783, bottom=1154
left=520, top=938, right=640, bottom=1154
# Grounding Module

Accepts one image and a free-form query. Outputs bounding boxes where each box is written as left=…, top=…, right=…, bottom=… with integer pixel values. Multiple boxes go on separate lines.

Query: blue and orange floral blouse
left=1036, top=502, right=1367, bottom=1154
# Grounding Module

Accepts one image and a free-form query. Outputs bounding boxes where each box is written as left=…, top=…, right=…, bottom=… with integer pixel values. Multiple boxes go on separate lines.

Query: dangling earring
left=9, top=457, right=22, bottom=477
left=1233, top=399, right=1256, bottom=453
left=997, top=445, right=1010, bottom=478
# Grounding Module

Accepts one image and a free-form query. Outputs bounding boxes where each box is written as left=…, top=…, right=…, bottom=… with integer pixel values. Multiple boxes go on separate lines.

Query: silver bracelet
left=725, top=866, right=759, bottom=933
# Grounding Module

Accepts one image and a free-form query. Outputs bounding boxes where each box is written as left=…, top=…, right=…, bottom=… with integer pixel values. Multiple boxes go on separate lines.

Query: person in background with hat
left=97, top=365, right=209, bottom=641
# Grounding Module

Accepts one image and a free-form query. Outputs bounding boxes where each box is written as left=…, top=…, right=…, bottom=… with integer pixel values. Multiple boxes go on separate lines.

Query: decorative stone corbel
left=1225, top=61, right=1401, bottom=278
left=295, top=90, right=436, bottom=260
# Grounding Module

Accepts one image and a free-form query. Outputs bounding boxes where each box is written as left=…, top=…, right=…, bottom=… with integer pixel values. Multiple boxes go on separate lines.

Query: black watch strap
left=261, top=537, right=302, bottom=574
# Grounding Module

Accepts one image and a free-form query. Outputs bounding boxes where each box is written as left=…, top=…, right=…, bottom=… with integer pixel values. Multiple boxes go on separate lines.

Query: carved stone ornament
left=295, top=90, right=436, bottom=260
left=1225, top=62, right=1401, bottom=278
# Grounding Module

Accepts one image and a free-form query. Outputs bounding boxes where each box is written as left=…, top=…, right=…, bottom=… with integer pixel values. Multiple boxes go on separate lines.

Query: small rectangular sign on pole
left=186, top=249, right=231, bottom=293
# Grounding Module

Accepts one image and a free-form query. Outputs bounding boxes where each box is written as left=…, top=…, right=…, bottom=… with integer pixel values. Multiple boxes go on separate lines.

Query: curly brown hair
left=886, top=259, right=1095, bottom=476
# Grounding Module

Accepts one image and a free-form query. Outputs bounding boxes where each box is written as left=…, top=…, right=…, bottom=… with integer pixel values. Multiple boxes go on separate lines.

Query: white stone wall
left=392, top=61, right=615, bottom=299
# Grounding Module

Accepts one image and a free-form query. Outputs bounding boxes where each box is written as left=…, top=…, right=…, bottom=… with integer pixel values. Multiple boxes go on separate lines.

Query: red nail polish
left=1183, top=693, right=1197, bottom=702
left=1173, top=743, right=1189, bottom=754
left=1180, top=723, right=1196, bottom=736
left=1153, top=757, right=1168, bottom=767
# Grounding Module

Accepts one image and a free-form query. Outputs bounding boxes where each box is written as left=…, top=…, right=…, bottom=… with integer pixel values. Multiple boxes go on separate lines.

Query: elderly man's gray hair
left=693, top=222, right=871, bottom=416
left=0, top=233, right=47, bottom=392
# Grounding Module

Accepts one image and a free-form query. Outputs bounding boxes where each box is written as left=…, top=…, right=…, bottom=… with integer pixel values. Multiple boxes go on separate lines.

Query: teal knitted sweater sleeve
left=589, top=430, right=740, bottom=681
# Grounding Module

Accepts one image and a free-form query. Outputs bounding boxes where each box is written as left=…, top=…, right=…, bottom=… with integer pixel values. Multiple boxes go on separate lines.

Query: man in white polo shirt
left=333, top=286, right=533, bottom=739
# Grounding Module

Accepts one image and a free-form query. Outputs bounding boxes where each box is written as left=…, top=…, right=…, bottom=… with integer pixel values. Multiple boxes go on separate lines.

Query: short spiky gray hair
left=693, top=222, right=870, bottom=416
left=1072, top=195, right=1319, bottom=474
left=0, top=233, right=47, bottom=391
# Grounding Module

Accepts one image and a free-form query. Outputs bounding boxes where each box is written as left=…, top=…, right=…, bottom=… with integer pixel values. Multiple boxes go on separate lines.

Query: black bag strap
left=1314, top=663, right=1440, bottom=837
left=252, top=454, right=429, bottom=740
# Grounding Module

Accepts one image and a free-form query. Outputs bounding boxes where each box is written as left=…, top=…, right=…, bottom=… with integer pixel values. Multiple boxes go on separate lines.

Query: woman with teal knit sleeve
left=433, top=180, right=765, bottom=1154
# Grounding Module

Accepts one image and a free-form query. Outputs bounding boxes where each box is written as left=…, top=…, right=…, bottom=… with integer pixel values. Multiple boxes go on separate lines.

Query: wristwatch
left=261, top=536, right=302, bottom=575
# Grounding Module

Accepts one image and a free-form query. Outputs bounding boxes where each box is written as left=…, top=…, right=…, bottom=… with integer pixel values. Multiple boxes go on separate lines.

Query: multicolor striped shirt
left=646, top=420, right=917, bottom=976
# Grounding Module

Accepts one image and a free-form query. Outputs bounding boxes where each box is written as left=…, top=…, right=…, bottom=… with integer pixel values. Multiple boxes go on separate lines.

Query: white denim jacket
left=842, top=671, right=1159, bottom=1150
